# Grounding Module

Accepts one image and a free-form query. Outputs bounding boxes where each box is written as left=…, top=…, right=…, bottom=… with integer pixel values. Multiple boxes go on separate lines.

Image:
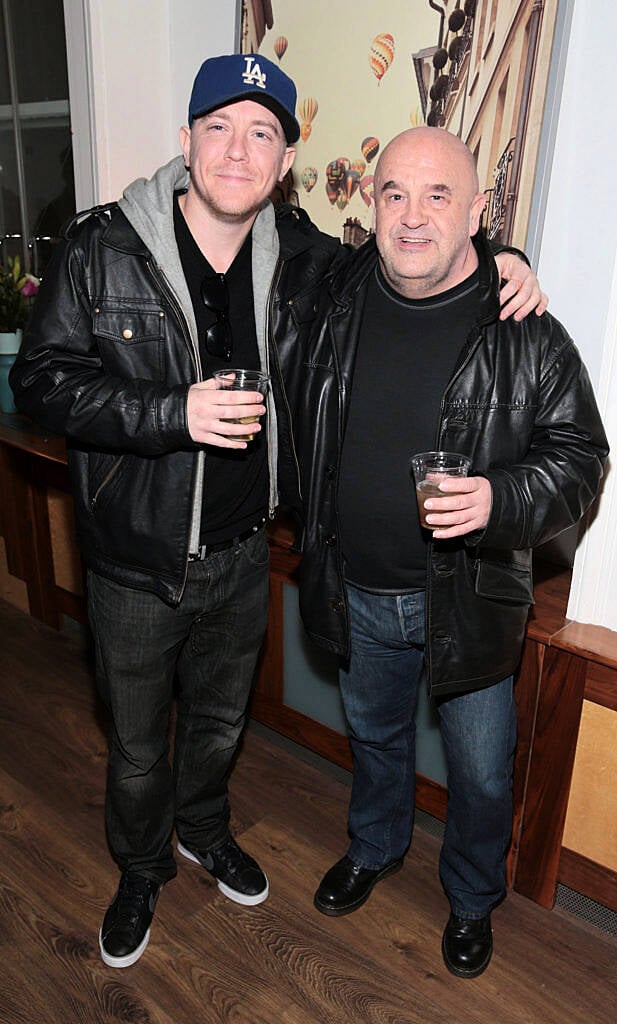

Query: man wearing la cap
left=10, top=53, right=544, bottom=969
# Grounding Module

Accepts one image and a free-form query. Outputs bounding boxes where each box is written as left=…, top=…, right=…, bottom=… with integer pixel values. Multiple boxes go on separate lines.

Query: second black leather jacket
left=291, top=232, right=609, bottom=698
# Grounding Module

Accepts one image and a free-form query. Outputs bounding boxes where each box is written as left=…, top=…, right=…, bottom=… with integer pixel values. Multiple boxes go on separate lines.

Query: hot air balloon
left=298, top=97, right=318, bottom=142
left=325, top=181, right=338, bottom=206
left=343, top=169, right=361, bottom=202
left=369, top=33, right=395, bottom=84
left=273, top=36, right=288, bottom=62
left=359, top=175, right=374, bottom=208
left=351, top=158, right=366, bottom=178
left=336, top=192, right=348, bottom=212
left=300, top=166, right=318, bottom=193
left=361, top=136, right=380, bottom=163
left=326, top=157, right=349, bottom=187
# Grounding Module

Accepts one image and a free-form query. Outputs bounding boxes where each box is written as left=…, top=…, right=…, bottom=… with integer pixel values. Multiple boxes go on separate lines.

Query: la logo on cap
left=241, top=56, right=267, bottom=90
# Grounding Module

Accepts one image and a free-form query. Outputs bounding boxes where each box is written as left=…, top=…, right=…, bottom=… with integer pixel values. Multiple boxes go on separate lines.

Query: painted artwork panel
left=242, top=0, right=560, bottom=249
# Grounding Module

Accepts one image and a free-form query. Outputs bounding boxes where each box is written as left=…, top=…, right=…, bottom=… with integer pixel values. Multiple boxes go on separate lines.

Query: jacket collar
left=329, top=230, right=501, bottom=323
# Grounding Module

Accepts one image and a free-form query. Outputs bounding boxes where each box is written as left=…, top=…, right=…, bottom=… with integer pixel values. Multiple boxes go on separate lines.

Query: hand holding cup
left=186, top=371, right=268, bottom=447
left=410, top=451, right=492, bottom=539
left=213, top=368, right=270, bottom=442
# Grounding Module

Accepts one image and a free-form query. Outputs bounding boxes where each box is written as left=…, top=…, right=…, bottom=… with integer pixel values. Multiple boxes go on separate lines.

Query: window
left=0, top=0, right=75, bottom=278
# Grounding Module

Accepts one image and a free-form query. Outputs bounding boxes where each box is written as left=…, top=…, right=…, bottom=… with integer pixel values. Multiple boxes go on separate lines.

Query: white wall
left=64, top=0, right=239, bottom=206
left=169, top=0, right=239, bottom=145
left=535, top=0, right=617, bottom=631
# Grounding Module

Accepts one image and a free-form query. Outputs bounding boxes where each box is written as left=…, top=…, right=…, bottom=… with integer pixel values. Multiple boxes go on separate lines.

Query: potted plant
left=0, top=255, right=39, bottom=413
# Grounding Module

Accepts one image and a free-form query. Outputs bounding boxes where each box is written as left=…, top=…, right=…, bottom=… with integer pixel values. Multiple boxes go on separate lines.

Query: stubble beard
left=190, top=173, right=267, bottom=226
left=378, top=234, right=473, bottom=300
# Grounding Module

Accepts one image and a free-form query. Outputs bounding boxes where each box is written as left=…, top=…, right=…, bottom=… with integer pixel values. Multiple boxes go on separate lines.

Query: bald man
left=291, top=128, right=608, bottom=978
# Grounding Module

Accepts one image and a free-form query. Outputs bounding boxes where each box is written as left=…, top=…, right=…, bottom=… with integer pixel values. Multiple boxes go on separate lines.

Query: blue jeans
left=340, top=583, right=517, bottom=918
left=87, top=529, right=269, bottom=884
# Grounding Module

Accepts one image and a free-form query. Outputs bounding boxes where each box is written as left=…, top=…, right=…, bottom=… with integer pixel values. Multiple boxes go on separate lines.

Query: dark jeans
left=87, top=529, right=269, bottom=884
left=339, top=583, right=517, bottom=918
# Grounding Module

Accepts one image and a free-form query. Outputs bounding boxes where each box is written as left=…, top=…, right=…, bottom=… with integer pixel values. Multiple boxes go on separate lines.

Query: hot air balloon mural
left=369, top=33, right=395, bottom=85
left=359, top=175, right=374, bottom=208
left=273, top=36, right=288, bottom=62
left=351, top=158, right=366, bottom=178
left=301, top=166, right=318, bottom=193
left=361, top=136, right=380, bottom=164
left=298, top=97, right=318, bottom=142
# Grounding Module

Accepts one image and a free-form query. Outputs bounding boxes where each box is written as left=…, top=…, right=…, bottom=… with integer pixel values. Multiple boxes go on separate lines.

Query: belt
left=188, top=518, right=266, bottom=561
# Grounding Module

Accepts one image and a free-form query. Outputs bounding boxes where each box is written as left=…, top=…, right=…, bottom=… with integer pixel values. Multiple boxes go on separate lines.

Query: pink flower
left=20, top=274, right=40, bottom=298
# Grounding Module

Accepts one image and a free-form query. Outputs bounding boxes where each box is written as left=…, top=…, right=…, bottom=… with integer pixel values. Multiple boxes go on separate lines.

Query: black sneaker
left=177, top=837, right=269, bottom=906
left=99, top=872, right=162, bottom=968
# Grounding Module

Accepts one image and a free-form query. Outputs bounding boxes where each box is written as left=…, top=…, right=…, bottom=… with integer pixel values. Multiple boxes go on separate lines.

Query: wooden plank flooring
left=0, top=597, right=615, bottom=1024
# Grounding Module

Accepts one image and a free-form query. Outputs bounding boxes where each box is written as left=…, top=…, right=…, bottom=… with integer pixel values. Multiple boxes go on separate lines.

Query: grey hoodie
left=118, top=154, right=281, bottom=545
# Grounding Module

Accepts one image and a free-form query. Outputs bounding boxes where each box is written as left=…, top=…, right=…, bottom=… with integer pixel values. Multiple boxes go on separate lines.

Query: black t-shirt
left=173, top=193, right=268, bottom=543
left=338, top=264, right=479, bottom=591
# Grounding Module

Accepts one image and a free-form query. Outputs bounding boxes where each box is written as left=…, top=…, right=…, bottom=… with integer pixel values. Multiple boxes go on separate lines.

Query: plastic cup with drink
left=410, top=450, right=471, bottom=530
left=213, top=368, right=270, bottom=442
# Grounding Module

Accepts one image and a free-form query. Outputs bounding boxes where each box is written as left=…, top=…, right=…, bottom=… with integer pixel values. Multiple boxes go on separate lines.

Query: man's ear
left=278, top=146, right=296, bottom=181
left=469, top=191, right=486, bottom=236
left=179, top=125, right=191, bottom=168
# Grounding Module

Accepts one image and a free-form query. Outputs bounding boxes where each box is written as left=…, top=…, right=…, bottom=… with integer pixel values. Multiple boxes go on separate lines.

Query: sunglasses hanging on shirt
left=201, top=272, right=233, bottom=362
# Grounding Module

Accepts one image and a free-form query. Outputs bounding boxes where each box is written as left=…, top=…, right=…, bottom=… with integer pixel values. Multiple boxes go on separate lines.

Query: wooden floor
left=0, top=598, right=615, bottom=1024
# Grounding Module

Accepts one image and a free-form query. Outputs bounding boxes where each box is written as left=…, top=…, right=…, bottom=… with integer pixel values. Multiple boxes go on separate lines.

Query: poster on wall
left=241, top=0, right=560, bottom=250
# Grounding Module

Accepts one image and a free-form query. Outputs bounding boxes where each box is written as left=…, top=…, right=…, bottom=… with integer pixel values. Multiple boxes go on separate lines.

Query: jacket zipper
left=328, top=302, right=353, bottom=654
left=267, top=259, right=303, bottom=511
left=425, top=323, right=485, bottom=685
left=147, top=261, right=202, bottom=379
left=90, top=456, right=125, bottom=511
left=146, top=261, right=203, bottom=595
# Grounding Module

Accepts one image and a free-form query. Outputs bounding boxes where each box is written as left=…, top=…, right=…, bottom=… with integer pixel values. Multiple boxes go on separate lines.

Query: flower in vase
left=0, top=256, right=40, bottom=333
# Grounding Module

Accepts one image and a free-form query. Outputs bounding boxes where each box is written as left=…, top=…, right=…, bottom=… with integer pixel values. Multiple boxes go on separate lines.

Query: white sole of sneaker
left=177, top=841, right=270, bottom=906
left=99, top=926, right=150, bottom=968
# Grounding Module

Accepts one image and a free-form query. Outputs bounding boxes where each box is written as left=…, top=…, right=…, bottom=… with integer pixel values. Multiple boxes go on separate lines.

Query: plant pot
left=0, top=329, right=22, bottom=413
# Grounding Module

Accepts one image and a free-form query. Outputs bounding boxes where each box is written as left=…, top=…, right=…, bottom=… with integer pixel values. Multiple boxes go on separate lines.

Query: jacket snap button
left=325, top=464, right=336, bottom=479
left=331, top=599, right=344, bottom=613
left=325, top=533, right=337, bottom=545
left=122, top=328, right=133, bottom=340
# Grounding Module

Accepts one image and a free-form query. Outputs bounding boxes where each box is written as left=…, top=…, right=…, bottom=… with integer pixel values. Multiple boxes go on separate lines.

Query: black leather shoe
left=99, top=872, right=162, bottom=968
left=314, top=854, right=403, bottom=916
left=441, top=913, right=493, bottom=978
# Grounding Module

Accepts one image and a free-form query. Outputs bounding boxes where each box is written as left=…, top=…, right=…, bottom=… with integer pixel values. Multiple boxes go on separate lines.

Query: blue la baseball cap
left=188, top=53, right=300, bottom=143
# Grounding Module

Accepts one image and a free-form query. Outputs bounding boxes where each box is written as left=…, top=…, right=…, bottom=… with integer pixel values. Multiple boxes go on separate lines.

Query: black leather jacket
left=10, top=160, right=341, bottom=605
left=292, top=233, right=609, bottom=698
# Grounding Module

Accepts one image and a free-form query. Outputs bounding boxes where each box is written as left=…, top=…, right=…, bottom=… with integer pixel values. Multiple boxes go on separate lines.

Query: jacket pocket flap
left=94, top=308, right=164, bottom=344
left=475, top=557, right=534, bottom=606
left=287, top=289, right=321, bottom=326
